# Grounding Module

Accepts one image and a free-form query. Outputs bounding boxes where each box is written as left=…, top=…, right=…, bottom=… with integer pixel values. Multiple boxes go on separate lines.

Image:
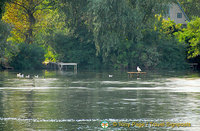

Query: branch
left=35, top=7, right=54, bottom=11
left=32, top=1, right=44, bottom=11
left=34, top=1, right=56, bottom=11
left=9, top=1, right=28, bottom=13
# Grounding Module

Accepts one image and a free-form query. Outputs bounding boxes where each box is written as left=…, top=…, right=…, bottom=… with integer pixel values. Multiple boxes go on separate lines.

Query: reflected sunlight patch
left=106, top=86, right=200, bottom=92
left=68, top=87, right=92, bottom=90
left=166, top=78, right=200, bottom=87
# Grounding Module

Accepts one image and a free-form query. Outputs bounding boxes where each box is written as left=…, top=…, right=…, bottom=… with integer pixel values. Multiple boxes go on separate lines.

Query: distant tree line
left=0, top=0, right=199, bottom=70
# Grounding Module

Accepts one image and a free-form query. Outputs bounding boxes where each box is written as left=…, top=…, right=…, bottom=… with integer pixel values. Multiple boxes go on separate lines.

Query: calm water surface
left=0, top=70, right=200, bottom=130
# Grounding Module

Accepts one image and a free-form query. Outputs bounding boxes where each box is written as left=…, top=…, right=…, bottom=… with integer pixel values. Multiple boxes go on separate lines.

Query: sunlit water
left=0, top=70, right=200, bottom=130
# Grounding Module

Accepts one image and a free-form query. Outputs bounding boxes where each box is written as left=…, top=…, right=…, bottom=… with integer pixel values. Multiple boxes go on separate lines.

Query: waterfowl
left=34, top=75, right=38, bottom=78
left=17, top=73, right=21, bottom=77
left=25, top=75, right=30, bottom=78
left=137, top=66, right=142, bottom=72
left=109, top=75, right=113, bottom=77
left=21, top=74, right=24, bottom=78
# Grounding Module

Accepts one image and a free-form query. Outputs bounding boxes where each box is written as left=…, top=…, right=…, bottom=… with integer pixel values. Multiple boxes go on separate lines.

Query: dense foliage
left=179, top=0, right=200, bottom=19
left=10, top=43, right=45, bottom=69
left=0, top=0, right=199, bottom=70
left=176, top=18, right=200, bottom=58
left=0, top=21, right=10, bottom=58
left=2, top=0, right=55, bottom=44
left=0, top=21, right=10, bottom=70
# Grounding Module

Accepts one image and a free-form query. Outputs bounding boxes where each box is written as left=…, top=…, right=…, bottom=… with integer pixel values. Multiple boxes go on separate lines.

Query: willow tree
left=2, top=0, right=55, bottom=44
left=178, top=0, right=200, bottom=19
left=44, top=0, right=99, bottom=67
left=86, top=0, right=173, bottom=64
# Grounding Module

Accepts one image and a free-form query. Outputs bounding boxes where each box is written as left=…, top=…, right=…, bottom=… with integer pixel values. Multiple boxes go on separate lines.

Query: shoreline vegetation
left=0, top=0, right=200, bottom=71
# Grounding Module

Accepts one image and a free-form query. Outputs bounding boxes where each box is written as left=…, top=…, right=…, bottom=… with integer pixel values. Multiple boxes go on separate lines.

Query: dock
left=57, top=63, right=77, bottom=71
left=189, top=63, right=198, bottom=70
left=46, top=62, right=77, bottom=72
left=127, top=72, right=146, bottom=77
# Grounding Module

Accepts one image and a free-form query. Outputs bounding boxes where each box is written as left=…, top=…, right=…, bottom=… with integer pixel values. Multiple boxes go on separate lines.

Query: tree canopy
left=178, top=0, right=200, bottom=19
left=176, top=18, right=200, bottom=58
left=2, top=0, right=55, bottom=44
left=0, top=0, right=199, bottom=70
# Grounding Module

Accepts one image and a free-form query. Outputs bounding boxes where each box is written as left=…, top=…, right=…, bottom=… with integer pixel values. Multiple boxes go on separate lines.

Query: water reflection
left=0, top=70, right=199, bottom=130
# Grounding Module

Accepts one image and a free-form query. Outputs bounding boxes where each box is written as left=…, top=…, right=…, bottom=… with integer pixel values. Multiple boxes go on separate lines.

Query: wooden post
left=60, top=64, right=62, bottom=70
left=75, top=64, right=77, bottom=74
left=74, top=65, right=77, bottom=72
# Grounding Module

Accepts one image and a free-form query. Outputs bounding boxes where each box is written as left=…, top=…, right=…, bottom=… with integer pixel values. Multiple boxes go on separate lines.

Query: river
left=0, top=70, right=199, bottom=130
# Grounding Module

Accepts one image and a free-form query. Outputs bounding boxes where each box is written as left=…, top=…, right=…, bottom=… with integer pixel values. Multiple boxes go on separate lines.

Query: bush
left=51, top=32, right=101, bottom=69
left=10, top=43, right=45, bottom=69
left=109, top=29, right=188, bottom=70
left=157, top=38, right=188, bottom=69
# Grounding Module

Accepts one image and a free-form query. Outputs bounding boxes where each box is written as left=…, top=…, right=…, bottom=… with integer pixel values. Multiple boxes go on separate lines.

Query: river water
left=0, top=70, right=200, bottom=130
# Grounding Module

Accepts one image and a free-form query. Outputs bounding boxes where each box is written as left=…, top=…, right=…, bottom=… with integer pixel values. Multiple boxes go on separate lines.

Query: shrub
left=10, top=43, right=45, bottom=69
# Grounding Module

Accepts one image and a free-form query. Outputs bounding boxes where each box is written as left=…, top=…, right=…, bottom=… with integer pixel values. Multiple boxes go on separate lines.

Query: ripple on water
left=166, top=78, right=200, bottom=87
left=71, top=81, right=94, bottom=84
left=106, top=87, right=169, bottom=91
left=100, top=80, right=164, bottom=85
left=68, top=86, right=92, bottom=90
left=1, top=117, right=197, bottom=131
left=0, top=117, right=195, bottom=123
left=106, top=85, right=200, bottom=92
left=0, top=87, right=61, bottom=90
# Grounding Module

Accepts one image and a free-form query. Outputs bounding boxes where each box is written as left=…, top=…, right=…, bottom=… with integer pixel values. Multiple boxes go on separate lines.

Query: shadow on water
left=0, top=69, right=200, bottom=130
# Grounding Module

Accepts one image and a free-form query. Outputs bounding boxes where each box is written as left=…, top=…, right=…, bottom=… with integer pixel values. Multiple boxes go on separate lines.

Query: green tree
left=41, top=0, right=101, bottom=68
left=0, top=21, right=10, bottom=69
left=86, top=0, right=173, bottom=61
left=2, top=0, right=55, bottom=44
left=0, top=0, right=8, bottom=18
left=9, top=43, right=45, bottom=69
left=178, top=0, right=200, bottom=19
left=176, top=18, right=200, bottom=58
left=1, top=0, right=188, bottom=70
